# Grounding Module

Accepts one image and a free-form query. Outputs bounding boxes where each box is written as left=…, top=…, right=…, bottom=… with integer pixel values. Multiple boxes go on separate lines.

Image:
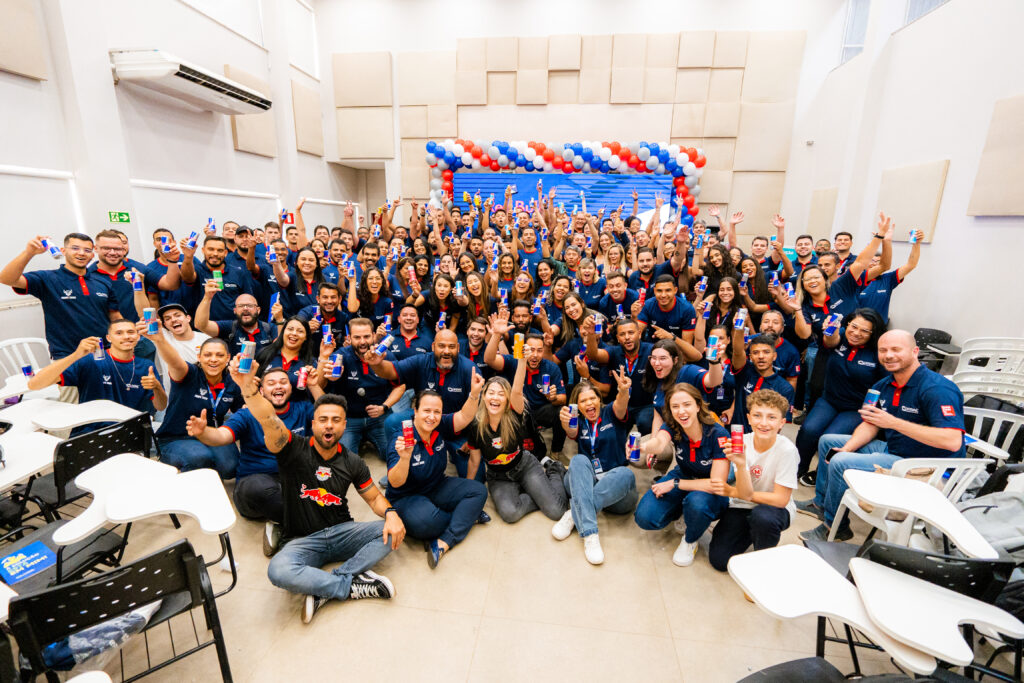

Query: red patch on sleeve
left=717, top=436, right=730, bottom=449
left=941, top=405, right=956, bottom=417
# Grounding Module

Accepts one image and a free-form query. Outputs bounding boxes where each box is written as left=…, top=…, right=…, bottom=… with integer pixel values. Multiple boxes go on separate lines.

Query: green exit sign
left=108, top=211, right=131, bottom=223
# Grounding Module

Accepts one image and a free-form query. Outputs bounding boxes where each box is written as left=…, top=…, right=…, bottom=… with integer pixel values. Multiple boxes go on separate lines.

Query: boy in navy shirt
left=727, top=332, right=795, bottom=432
left=1, top=233, right=121, bottom=359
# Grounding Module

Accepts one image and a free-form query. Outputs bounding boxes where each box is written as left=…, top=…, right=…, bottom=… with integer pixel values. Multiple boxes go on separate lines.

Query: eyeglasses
left=235, top=304, right=258, bottom=310
left=66, top=246, right=94, bottom=254
left=98, top=246, right=125, bottom=253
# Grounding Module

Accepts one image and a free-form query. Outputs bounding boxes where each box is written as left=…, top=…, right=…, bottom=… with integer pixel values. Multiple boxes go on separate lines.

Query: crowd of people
left=1, top=181, right=968, bottom=625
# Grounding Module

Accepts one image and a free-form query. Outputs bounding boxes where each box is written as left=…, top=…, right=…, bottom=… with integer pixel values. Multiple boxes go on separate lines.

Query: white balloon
left=695, top=168, right=704, bottom=179
left=599, top=147, right=612, bottom=161
left=429, top=178, right=442, bottom=190
left=437, top=160, right=449, bottom=170
left=696, top=148, right=704, bottom=156
left=668, top=144, right=680, bottom=156
left=684, top=175, right=698, bottom=188
left=675, top=154, right=687, bottom=167
left=583, top=161, right=592, bottom=173
left=461, top=152, right=473, bottom=166
left=543, top=162, right=554, bottom=172
left=524, top=148, right=537, bottom=161
left=453, top=144, right=464, bottom=156
left=425, top=153, right=437, bottom=165
left=637, top=146, right=651, bottom=161
left=497, top=154, right=509, bottom=167
left=608, top=155, right=621, bottom=170
left=690, top=185, right=701, bottom=197
left=563, top=148, right=575, bottom=162
left=488, top=145, right=499, bottom=158
left=442, top=138, right=454, bottom=148
left=472, top=160, right=482, bottom=170
left=430, top=167, right=442, bottom=178
left=655, top=163, right=666, bottom=175
left=572, top=156, right=584, bottom=169
left=683, top=162, right=698, bottom=175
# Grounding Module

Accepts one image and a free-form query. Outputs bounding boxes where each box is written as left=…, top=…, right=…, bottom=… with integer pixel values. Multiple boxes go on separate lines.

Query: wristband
left=707, top=359, right=722, bottom=365
left=674, top=478, right=681, bottom=489
left=384, top=507, right=397, bottom=517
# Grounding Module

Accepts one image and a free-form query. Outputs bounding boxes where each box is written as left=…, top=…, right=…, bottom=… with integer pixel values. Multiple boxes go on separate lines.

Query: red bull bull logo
left=299, top=484, right=343, bottom=507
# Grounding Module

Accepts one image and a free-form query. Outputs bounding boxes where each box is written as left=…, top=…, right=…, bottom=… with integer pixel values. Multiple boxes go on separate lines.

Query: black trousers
left=530, top=402, right=566, bottom=452
left=234, top=472, right=283, bottom=523
left=708, top=504, right=790, bottom=572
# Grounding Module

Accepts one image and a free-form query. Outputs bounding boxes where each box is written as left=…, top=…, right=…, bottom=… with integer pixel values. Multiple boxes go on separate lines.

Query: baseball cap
left=157, top=303, right=188, bottom=318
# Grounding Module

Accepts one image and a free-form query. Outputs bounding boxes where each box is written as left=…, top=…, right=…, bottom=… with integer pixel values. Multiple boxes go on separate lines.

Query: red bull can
left=909, top=230, right=918, bottom=245
left=434, top=257, right=441, bottom=270
left=92, top=340, right=105, bottom=361
left=405, top=265, right=416, bottom=282
left=500, top=289, right=509, bottom=307
left=740, top=273, right=749, bottom=288
left=296, top=366, right=309, bottom=389
left=322, top=326, right=333, bottom=346
left=402, top=419, right=415, bottom=448
left=267, top=249, right=278, bottom=263
left=437, top=312, right=446, bottom=330
left=784, top=282, right=795, bottom=298
left=312, top=306, right=321, bottom=322
left=594, top=319, right=603, bottom=335
left=627, top=431, right=640, bottom=463
left=733, top=308, right=747, bottom=330
left=21, top=365, right=33, bottom=377
left=384, top=317, right=391, bottom=334
left=823, top=313, right=842, bottom=337
left=568, top=404, right=578, bottom=429
left=160, top=235, right=171, bottom=254
left=542, top=374, right=550, bottom=393
left=143, top=307, right=158, bottom=335
left=707, top=335, right=720, bottom=361
left=347, top=261, right=356, bottom=279
left=702, top=300, right=712, bottom=319
left=693, top=234, right=704, bottom=249
left=207, top=217, right=215, bottom=232
left=238, top=340, right=256, bottom=373
left=637, top=288, right=646, bottom=306
left=697, top=276, right=708, bottom=296
left=455, top=281, right=464, bottom=297
left=731, top=424, right=744, bottom=455
left=187, top=231, right=199, bottom=250
left=131, top=271, right=143, bottom=292
left=532, top=298, right=542, bottom=315
left=375, top=335, right=393, bottom=355
left=540, top=227, right=548, bottom=241
left=329, top=354, right=343, bottom=379
left=41, top=238, right=61, bottom=260
left=863, top=388, right=881, bottom=408
left=769, top=271, right=780, bottom=287
left=616, top=303, right=623, bottom=318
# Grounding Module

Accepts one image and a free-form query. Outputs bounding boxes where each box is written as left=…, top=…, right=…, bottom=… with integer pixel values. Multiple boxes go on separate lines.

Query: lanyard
left=586, top=417, right=601, bottom=453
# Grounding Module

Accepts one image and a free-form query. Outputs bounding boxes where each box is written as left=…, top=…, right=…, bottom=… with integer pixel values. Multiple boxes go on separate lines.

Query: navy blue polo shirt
left=294, top=305, right=348, bottom=347
left=555, top=337, right=610, bottom=388
left=597, top=289, right=639, bottom=322
left=321, top=265, right=341, bottom=285
left=498, top=355, right=565, bottom=410
left=857, top=270, right=902, bottom=323
left=800, top=271, right=858, bottom=345
left=385, top=413, right=462, bottom=499
left=869, top=366, right=966, bottom=459
left=16, top=266, right=119, bottom=359
left=60, top=354, right=158, bottom=415
left=421, top=301, right=461, bottom=334
left=790, top=255, right=818, bottom=280
left=145, top=258, right=187, bottom=307
left=89, top=263, right=139, bottom=322
left=661, top=421, right=730, bottom=480
left=653, top=365, right=711, bottom=409
left=189, top=262, right=254, bottom=320
left=627, top=269, right=658, bottom=297
left=544, top=301, right=565, bottom=329
left=495, top=277, right=516, bottom=297
left=353, top=295, right=395, bottom=331
left=459, top=343, right=496, bottom=380
left=576, top=403, right=630, bottom=474
left=822, top=343, right=885, bottom=411
left=212, top=320, right=278, bottom=356
left=157, top=363, right=241, bottom=438
left=518, top=248, right=544, bottom=276
left=389, top=330, right=434, bottom=361
left=224, top=401, right=315, bottom=478
left=578, top=277, right=606, bottom=308
left=281, top=275, right=322, bottom=316
left=263, top=352, right=316, bottom=403
left=772, top=337, right=802, bottom=381
left=604, top=342, right=654, bottom=409
left=250, top=262, right=282, bottom=313
left=732, top=363, right=795, bottom=432
left=701, top=358, right=736, bottom=415
left=325, top=346, right=397, bottom=418
left=637, top=296, right=697, bottom=339
left=389, top=353, right=476, bottom=414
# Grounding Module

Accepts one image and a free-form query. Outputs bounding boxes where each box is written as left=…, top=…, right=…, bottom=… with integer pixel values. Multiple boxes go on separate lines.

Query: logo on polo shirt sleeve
left=941, top=405, right=956, bottom=417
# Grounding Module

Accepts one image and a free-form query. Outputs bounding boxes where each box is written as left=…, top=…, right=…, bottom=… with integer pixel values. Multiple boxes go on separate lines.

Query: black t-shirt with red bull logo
left=277, top=433, right=373, bottom=540
left=465, top=410, right=532, bottom=473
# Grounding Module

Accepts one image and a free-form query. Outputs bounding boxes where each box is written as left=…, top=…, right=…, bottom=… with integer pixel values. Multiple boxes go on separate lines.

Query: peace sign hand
left=611, top=365, right=632, bottom=394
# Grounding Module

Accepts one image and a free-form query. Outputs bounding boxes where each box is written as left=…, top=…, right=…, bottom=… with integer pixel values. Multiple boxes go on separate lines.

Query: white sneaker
left=673, top=517, right=686, bottom=535
left=584, top=534, right=605, bottom=565
left=672, top=538, right=698, bottom=567
left=551, top=510, right=575, bottom=541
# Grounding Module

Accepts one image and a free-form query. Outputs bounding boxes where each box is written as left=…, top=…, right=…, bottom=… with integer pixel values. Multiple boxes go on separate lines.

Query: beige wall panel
left=426, top=104, right=457, bottom=137
left=968, top=94, right=1024, bottom=216
left=454, top=71, right=487, bottom=105
left=671, top=104, right=706, bottom=138
left=646, top=33, right=680, bottom=68
left=729, top=172, right=786, bottom=231
left=582, top=35, right=613, bottom=69
left=677, top=31, right=715, bottom=68
left=610, top=67, right=644, bottom=104
left=876, top=160, right=950, bottom=243
left=487, top=72, right=517, bottom=105
left=332, top=52, right=392, bottom=107
left=399, top=106, right=427, bottom=138
left=401, top=166, right=429, bottom=199
left=516, top=69, right=548, bottom=104
left=578, top=68, right=611, bottom=103
left=713, top=31, right=749, bottom=68
left=708, top=69, right=744, bottom=103
left=224, top=65, right=277, bottom=158
left=548, top=34, right=582, bottom=70
left=0, top=0, right=47, bottom=80
left=396, top=51, right=455, bottom=105
left=670, top=138, right=703, bottom=150
left=457, top=104, right=672, bottom=143
left=698, top=169, right=733, bottom=204
left=643, top=68, right=676, bottom=104
left=548, top=71, right=580, bottom=104
left=733, top=102, right=796, bottom=171
left=612, top=34, right=647, bottom=69
left=674, top=69, right=710, bottom=103
left=518, top=37, right=549, bottom=70
left=487, top=37, right=518, bottom=71
left=400, top=138, right=428, bottom=164
left=457, top=38, right=486, bottom=71
left=741, top=31, right=806, bottom=103
left=807, top=187, right=839, bottom=237
left=701, top=138, right=736, bottom=167
left=703, top=102, right=740, bottom=137
left=335, top=107, right=394, bottom=158
left=291, top=80, right=323, bottom=156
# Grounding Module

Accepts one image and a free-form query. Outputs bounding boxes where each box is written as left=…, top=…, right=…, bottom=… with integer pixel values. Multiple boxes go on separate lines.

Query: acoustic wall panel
left=224, top=65, right=277, bottom=158
left=401, top=166, right=429, bottom=198
left=741, top=31, right=806, bottom=103
left=610, top=67, right=644, bottom=104
left=698, top=170, right=733, bottom=204
left=968, top=94, right=1024, bottom=216
left=674, top=69, right=710, bottom=104
left=708, top=69, right=743, bottom=103
left=396, top=51, right=455, bottom=105
left=518, top=37, right=549, bottom=70
left=332, top=52, right=392, bottom=107
left=548, top=71, right=580, bottom=104
left=400, top=138, right=428, bottom=164
left=729, top=171, right=786, bottom=235
left=703, top=102, right=740, bottom=137
left=399, top=106, right=428, bottom=137
left=646, top=33, right=680, bottom=68
left=807, top=187, right=839, bottom=236
left=0, top=0, right=47, bottom=80
left=643, top=68, right=676, bottom=104
left=426, top=104, right=457, bottom=137
left=612, top=34, right=646, bottom=69
left=548, top=34, right=582, bottom=70
left=876, top=160, right=949, bottom=243
left=457, top=38, right=487, bottom=71
left=713, top=31, right=748, bottom=68
left=291, top=80, right=323, bottom=156
left=487, top=37, right=518, bottom=71
left=487, top=72, right=517, bottom=105
left=335, top=107, right=394, bottom=158
left=677, top=31, right=715, bottom=68
left=578, top=68, right=611, bottom=103
left=701, top=138, right=736, bottom=167
left=454, top=71, right=487, bottom=105
left=671, top=104, right=706, bottom=138
left=581, top=35, right=613, bottom=69
left=733, top=102, right=796, bottom=171
left=516, top=69, right=548, bottom=104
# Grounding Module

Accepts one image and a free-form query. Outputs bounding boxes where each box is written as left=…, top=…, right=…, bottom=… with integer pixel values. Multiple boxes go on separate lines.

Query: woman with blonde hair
left=466, top=344, right=567, bottom=523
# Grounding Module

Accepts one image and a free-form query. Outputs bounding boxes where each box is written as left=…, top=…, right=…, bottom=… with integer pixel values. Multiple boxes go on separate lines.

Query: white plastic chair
left=963, top=406, right=1024, bottom=464
left=0, top=337, right=51, bottom=382
left=955, top=343, right=1024, bottom=377
left=830, top=457, right=993, bottom=545
left=954, top=372, right=1024, bottom=406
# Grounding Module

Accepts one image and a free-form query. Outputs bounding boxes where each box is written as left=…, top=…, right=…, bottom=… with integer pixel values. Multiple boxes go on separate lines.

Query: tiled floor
left=62, top=427, right=980, bottom=682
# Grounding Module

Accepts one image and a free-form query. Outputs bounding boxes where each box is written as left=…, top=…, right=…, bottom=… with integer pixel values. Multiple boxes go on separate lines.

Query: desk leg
left=816, top=616, right=826, bottom=658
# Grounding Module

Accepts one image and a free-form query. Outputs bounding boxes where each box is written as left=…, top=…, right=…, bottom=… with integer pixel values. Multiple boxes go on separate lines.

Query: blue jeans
left=159, top=437, right=239, bottom=479
left=392, top=477, right=487, bottom=548
left=342, top=416, right=389, bottom=460
left=794, top=397, right=863, bottom=475
left=565, top=455, right=637, bottom=538
left=813, top=435, right=899, bottom=527
left=392, top=389, right=413, bottom=416
left=633, top=405, right=656, bottom=435
left=634, top=469, right=729, bottom=543
left=384, top=409, right=412, bottom=443
left=267, top=520, right=391, bottom=600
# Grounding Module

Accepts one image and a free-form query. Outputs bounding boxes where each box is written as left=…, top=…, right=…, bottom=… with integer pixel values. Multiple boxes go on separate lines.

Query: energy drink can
left=863, top=388, right=881, bottom=408
left=513, top=333, right=524, bottom=359
left=627, top=430, right=640, bottom=464
left=143, top=307, right=158, bottom=335
left=540, top=227, right=548, bottom=241
left=568, top=404, right=578, bottom=429
left=402, top=419, right=415, bottom=448
left=347, top=261, right=356, bottom=279
left=434, top=257, right=440, bottom=270
left=131, top=271, right=143, bottom=292
left=731, top=424, right=744, bottom=455
left=784, top=282, right=795, bottom=298
left=92, top=340, right=105, bottom=361
left=693, top=234, right=704, bottom=249
left=733, top=308, right=747, bottom=330
left=637, top=289, right=646, bottom=306
left=542, top=374, right=550, bottom=393
left=702, top=300, right=712, bottom=319
left=384, top=317, right=392, bottom=334
left=500, top=289, right=509, bottom=307
left=594, top=319, right=603, bottom=335
left=707, top=335, right=720, bottom=362
left=238, top=340, right=256, bottom=373
left=532, top=298, right=542, bottom=315
left=329, top=354, right=343, bottom=379
left=21, top=365, right=33, bottom=377
left=823, top=313, right=842, bottom=337
left=187, top=231, right=199, bottom=250
left=207, top=217, right=215, bottom=233
left=296, top=366, right=309, bottom=389
left=322, top=326, right=333, bottom=346
left=375, top=335, right=394, bottom=355
left=160, top=235, right=171, bottom=253
left=909, top=230, right=918, bottom=244
left=313, top=306, right=322, bottom=322
left=437, top=312, right=446, bottom=329
left=769, top=271, right=780, bottom=287
left=616, top=303, right=623, bottom=318
left=41, top=238, right=61, bottom=259
left=697, top=276, right=708, bottom=296
left=213, top=270, right=224, bottom=290
left=740, top=273, right=749, bottom=287
left=267, top=249, right=278, bottom=263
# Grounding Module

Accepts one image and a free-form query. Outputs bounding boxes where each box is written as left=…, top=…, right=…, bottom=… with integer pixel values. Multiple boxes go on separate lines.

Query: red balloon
left=609, top=142, right=621, bottom=156
left=673, top=176, right=686, bottom=187
left=687, top=148, right=698, bottom=161
left=479, top=154, right=491, bottom=166
left=694, top=155, right=706, bottom=168
left=442, top=169, right=454, bottom=180
left=637, top=160, right=648, bottom=173
left=628, top=155, right=639, bottom=168
left=489, top=161, right=499, bottom=171
left=683, top=195, right=695, bottom=208
left=527, top=140, right=536, bottom=149
left=677, top=184, right=689, bottom=197
left=563, top=164, right=574, bottom=174
left=471, top=146, right=482, bottom=158
left=676, top=188, right=685, bottom=197
left=688, top=207, right=699, bottom=217
left=441, top=180, right=453, bottom=191
left=535, top=143, right=546, bottom=155
left=542, top=149, right=555, bottom=162
left=552, top=155, right=563, bottom=169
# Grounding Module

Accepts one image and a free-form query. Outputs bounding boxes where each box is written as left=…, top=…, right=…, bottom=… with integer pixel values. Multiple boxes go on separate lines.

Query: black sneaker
left=795, top=498, right=824, bottom=521
left=348, top=570, right=395, bottom=600
left=793, top=411, right=806, bottom=425
left=799, top=472, right=817, bottom=487
left=302, top=594, right=329, bottom=624
left=477, top=510, right=491, bottom=524
left=426, top=539, right=445, bottom=569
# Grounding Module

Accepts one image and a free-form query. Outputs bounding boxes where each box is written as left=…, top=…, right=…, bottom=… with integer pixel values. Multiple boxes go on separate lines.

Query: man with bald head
left=798, top=329, right=966, bottom=541
left=194, top=280, right=278, bottom=356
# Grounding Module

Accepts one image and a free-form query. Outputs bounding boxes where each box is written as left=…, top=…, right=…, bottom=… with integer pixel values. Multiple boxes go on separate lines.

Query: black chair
left=738, top=656, right=972, bottom=682
left=8, top=539, right=232, bottom=683
left=915, top=327, right=954, bottom=372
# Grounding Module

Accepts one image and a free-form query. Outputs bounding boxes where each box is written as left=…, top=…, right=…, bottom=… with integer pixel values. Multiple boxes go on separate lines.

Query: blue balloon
left=600, top=161, right=610, bottom=172
left=671, top=166, right=684, bottom=177
left=681, top=214, right=694, bottom=227
left=426, top=140, right=437, bottom=153
left=666, top=158, right=678, bottom=172
left=453, top=157, right=463, bottom=170
left=572, top=143, right=583, bottom=154
left=517, top=154, right=526, bottom=166
left=495, top=141, right=508, bottom=154
left=581, top=148, right=594, bottom=162
left=658, top=149, right=670, bottom=164
left=649, top=143, right=660, bottom=156
left=525, top=161, right=535, bottom=172
left=638, top=140, right=649, bottom=150
left=443, top=151, right=456, bottom=165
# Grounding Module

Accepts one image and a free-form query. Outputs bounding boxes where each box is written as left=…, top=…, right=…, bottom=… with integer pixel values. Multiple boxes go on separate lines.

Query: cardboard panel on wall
left=741, top=31, right=806, bottom=103
left=701, top=138, right=736, bottom=167
left=224, top=65, right=277, bottom=158
left=733, top=102, right=796, bottom=171
left=713, top=31, right=748, bottom=68
left=876, top=160, right=949, bottom=243
left=455, top=71, right=487, bottom=105
left=401, top=166, right=429, bottom=199
left=578, top=68, right=611, bottom=104
left=400, top=138, right=428, bottom=164
left=610, top=67, right=644, bottom=104
left=487, top=37, right=518, bottom=71
left=426, top=104, right=457, bottom=137
left=807, top=187, right=839, bottom=237
left=698, top=169, right=733, bottom=204
left=646, top=33, right=680, bottom=68
left=581, top=35, right=613, bottom=69
left=487, top=72, right=517, bottom=105
left=968, top=94, right=1024, bottom=216
left=674, top=69, right=710, bottom=104
left=678, top=31, right=715, bottom=68
left=729, top=171, right=786, bottom=232
left=399, top=106, right=428, bottom=137
left=335, top=107, right=394, bottom=158
left=291, top=80, right=323, bottom=156
left=670, top=138, right=703, bottom=151
left=548, top=71, right=579, bottom=104
left=518, top=37, right=549, bottom=70
left=708, top=69, right=743, bottom=103
left=643, top=68, right=676, bottom=104
left=457, top=38, right=486, bottom=71
left=0, top=0, right=47, bottom=80
left=703, top=102, right=740, bottom=137
left=397, top=51, right=455, bottom=105
left=332, top=52, right=392, bottom=107
left=548, top=34, right=582, bottom=70
left=516, top=69, right=548, bottom=104
left=612, top=34, right=647, bottom=69
left=457, top=104, right=672, bottom=144
left=671, top=104, right=706, bottom=138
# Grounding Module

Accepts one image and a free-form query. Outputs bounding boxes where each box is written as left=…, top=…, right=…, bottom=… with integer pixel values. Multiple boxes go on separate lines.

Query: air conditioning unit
left=109, top=49, right=272, bottom=115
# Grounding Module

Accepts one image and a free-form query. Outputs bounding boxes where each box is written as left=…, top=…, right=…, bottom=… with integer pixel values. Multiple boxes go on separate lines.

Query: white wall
left=784, top=0, right=1024, bottom=341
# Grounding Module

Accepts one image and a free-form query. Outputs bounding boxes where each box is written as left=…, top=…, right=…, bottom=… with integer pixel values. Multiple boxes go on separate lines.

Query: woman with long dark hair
left=255, top=316, right=317, bottom=401
left=279, top=246, right=325, bottom=315
left=390, top=256, right=425, bottom=308
left=641, top=339, right=723, bottom=432
left=692, top=243, right=737, bottom=296
left=696, top=277, right=752, bottom=339
left=737, top=256, right=770, bottom=327
left=346, top=266, right=394, bottom=332
left=422, top=273, right=462, bottom=333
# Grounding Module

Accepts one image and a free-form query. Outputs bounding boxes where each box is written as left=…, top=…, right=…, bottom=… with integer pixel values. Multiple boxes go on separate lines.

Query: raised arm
left=484, top=311, right=509, bottom=371
left=144, top=320, right=189, bottom=382
left=27, top=337, right=96, bottom=390
left=452, top=369, right=484, bottom=432
left=846, top=212, right=889, bottom=281
left=292, top=198, right=309, bottom=251
left=194, top=280, right=222, bottom=336
left=898, top=230, right=923, bottom=279
left=610, top=366, right=631, bottom=422
left=231, top=359, right=292, bottom=452
left=0, top=236, right=46, bottom=289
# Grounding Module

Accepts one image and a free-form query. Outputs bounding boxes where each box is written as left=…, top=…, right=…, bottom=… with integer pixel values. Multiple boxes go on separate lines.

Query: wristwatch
left=674, top=478, right=681, bottom=489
